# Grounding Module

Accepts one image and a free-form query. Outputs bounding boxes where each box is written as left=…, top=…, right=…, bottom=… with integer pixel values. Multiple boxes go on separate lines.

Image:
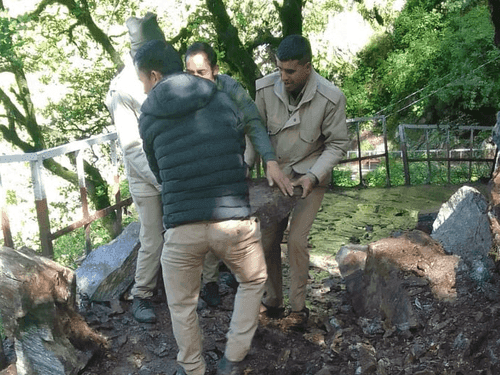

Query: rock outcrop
left=0, top=247, right=106, bottom=374
left=337, top=183, right=500, bottom=333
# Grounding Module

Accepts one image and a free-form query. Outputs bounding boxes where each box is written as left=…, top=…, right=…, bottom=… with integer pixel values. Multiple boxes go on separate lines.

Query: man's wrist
left=305, top=172, right=318, bottom=185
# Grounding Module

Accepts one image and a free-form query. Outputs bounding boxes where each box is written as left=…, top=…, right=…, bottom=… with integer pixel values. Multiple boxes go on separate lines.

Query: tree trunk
left=1, top=1, right=120, bottom=241
left=206, top=0, right=262, bottom=98
left=489, top=0, right=500, bottom=47
left=279, top=0, right=303, bottom=37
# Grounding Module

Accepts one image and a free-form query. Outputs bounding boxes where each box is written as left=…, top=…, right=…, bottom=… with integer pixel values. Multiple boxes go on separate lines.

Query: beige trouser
left=261, top=184, right=326, bottom=312
left=131, top=194, right=164, bottom=299
left=161, top=217, right=267, bottom=375
left=202, top=251, right=220, bottom=283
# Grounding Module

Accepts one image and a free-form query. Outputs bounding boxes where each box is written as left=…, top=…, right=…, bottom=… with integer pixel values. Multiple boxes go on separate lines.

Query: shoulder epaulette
left=314, top=72, right=344, bottom=104
left=256, top=72, right=280, bottom=91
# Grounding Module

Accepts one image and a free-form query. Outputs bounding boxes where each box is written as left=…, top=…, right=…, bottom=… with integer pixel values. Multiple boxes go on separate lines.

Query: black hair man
left=105, top=12, right=166, bottom=324
left=184, top=41, right=293, bottom=308
left=134, top=39, right=267, bottom=375
left=255, top=35, right=350, bottom=330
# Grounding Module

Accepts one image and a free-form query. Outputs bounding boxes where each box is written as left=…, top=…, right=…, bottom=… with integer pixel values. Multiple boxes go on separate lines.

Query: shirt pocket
left=267, top=119, right=283, bottom=136
left=299, top=124, right=321, bottom=144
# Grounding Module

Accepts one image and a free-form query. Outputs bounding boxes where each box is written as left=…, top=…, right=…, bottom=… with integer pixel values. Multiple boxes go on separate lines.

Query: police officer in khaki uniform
left=255, top=34, right=350, bottom=329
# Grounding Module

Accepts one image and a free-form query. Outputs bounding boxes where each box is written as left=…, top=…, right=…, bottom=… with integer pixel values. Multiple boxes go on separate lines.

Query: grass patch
left=308, top=183, right=488, bottom=260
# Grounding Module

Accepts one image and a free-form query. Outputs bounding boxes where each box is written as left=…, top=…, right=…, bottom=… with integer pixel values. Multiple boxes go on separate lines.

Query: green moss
left=308, top=183, right=488, bottom=259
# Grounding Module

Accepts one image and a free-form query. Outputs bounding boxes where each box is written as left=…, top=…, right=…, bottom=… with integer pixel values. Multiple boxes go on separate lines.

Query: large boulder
left=337, top=184, right=500, bottom=332
left=0, top=247, right=106, bottom=374
left=75, top=222, right=141, bottom=301
left=431, top=185, right=495, bottom=287
left=337, top=231, right=460, bottom=331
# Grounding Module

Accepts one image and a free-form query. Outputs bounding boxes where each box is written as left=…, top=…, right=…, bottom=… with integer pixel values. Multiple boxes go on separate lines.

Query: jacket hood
left=141, top=73, right=217, bottom=118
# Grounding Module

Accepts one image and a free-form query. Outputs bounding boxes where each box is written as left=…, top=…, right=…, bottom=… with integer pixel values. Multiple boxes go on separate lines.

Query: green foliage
left=343, top=0, right=500, bottom=130
left=5, top=189, right=18, bottom=205
left=54, top=212, right=137, bottom=269
left=361, top=156, right=492, bottom=187
left=331, top=168, right=359, bottom=187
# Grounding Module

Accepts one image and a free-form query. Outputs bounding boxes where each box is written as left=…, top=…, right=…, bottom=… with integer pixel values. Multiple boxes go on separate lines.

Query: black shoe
left=201, top=282, right=221, bottom=307
left=132, top=297, right=157, bottom=323
left=216, top=355, right=241, bottom=375
left=259, top=303, right=284, bottom=319
left=173, top=366, right=187, bottom=375
left=283, top=307, right=309, bottom=331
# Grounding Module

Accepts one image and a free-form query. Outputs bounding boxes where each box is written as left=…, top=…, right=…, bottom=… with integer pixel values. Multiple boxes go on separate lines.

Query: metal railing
left=0, top=133, right=133, bottom=258
left=2, top=118, right=495, bottom=257
left=338, top=116, right=391, bottom=187
left=398, top=124, right=496, bottom=185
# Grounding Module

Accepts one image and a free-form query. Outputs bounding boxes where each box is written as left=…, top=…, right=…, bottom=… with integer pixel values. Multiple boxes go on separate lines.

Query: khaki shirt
left=255, top=69, right=350, bottom=184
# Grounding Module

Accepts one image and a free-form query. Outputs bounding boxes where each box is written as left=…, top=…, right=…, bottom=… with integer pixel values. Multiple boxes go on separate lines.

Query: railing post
left=110, top=140, right=123, bottom=236
left=446, top=128, right=451, bottom=184
left=381, top=116, right=391, bottom=187
left=0, top=170, right=14, bottom=249
left=76, top=150, right=92, bottom=255
left=399, top=125, right=411, bottom=185
left=356, top=121, right=364, bottom=186
left=425, top=129, right=431, bottom=184
left=469, top=129, right=474, bottom=182
left=30, top=157, right=53, bottom=258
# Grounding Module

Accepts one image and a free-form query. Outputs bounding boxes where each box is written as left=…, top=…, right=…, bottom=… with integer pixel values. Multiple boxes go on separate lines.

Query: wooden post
left=356, top=122, right=363, bottom=186
left=30, top=158, right=53, bottom=258
left=381, top=116, right=391, bottom=187
left=469, top=129, right=473, bottom=182
left=110, top=140, right=122, bottom=236
left=425, top=129, right=431, bottom=184
left=0, top=170, right=14, bottom=249
left=446, top=128, right=451, bottom=184
left=399, top=125, right=411, bottom=185
left=76, top=150, right=92, bottom=255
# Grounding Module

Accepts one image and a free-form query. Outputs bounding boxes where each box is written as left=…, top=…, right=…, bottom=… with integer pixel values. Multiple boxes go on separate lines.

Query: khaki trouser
left=261, top=184, right=326, bottom=312
left=202, top=251, right=220, bottom=283
left=161, top=217, right=267, bottom=375
left=131, top=194, right=164, bottom=299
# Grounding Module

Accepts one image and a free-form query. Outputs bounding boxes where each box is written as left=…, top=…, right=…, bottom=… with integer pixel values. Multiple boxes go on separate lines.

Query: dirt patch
left=78, top=263, right=500, bottom=375
left=78, top=183, right=500, bottom=374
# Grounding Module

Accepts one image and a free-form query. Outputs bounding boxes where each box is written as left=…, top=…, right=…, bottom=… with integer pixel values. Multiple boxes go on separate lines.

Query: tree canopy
left=0, top=0, right=499, bottom=221
left=342, top=0, right=500, bottom=133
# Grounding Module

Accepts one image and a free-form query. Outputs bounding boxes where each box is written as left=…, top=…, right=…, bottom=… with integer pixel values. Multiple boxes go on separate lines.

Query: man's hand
left=266, top=161, right=294, bottom=196
left=292, top=175, right=316, bottom=198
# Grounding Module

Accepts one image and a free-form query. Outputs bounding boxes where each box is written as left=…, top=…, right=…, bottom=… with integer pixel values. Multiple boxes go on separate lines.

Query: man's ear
left=213, top=64, right=220, bottom=76
left=305, top=62, right=312, bottom=75
left=151, top=70, right=163, bottom=85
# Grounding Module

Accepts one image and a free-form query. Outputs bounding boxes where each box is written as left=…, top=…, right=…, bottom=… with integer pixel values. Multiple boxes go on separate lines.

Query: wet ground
left=79, top=182, right=500, bottom=375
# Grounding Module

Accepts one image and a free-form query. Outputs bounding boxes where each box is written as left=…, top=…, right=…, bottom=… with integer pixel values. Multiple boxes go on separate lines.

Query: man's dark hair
left=134, top=39, right=183, bottom=76
left=276, top=34, right=312, bottom=65
left=185, top=42, right=218, bottom=68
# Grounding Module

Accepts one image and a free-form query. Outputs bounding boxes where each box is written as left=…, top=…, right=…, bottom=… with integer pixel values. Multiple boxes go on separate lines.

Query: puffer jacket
left=139, top=72, right=251, bottom=228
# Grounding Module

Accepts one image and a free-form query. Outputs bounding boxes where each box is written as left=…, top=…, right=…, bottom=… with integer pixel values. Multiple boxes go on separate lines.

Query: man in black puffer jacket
left=134, top=39, right=267, bottom=375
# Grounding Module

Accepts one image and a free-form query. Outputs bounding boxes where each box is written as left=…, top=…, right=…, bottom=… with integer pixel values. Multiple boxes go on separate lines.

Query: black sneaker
left=173, top=366, right=187, bottom=375
left=132, top=297, right=157, bottom=323
left=283, top=307, right=309, bottom=331
left=259, top=303, right=285, bottom=319
left=216, top=355, right=242, bottom=375
left=201, top=282, right=221, bottom=307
